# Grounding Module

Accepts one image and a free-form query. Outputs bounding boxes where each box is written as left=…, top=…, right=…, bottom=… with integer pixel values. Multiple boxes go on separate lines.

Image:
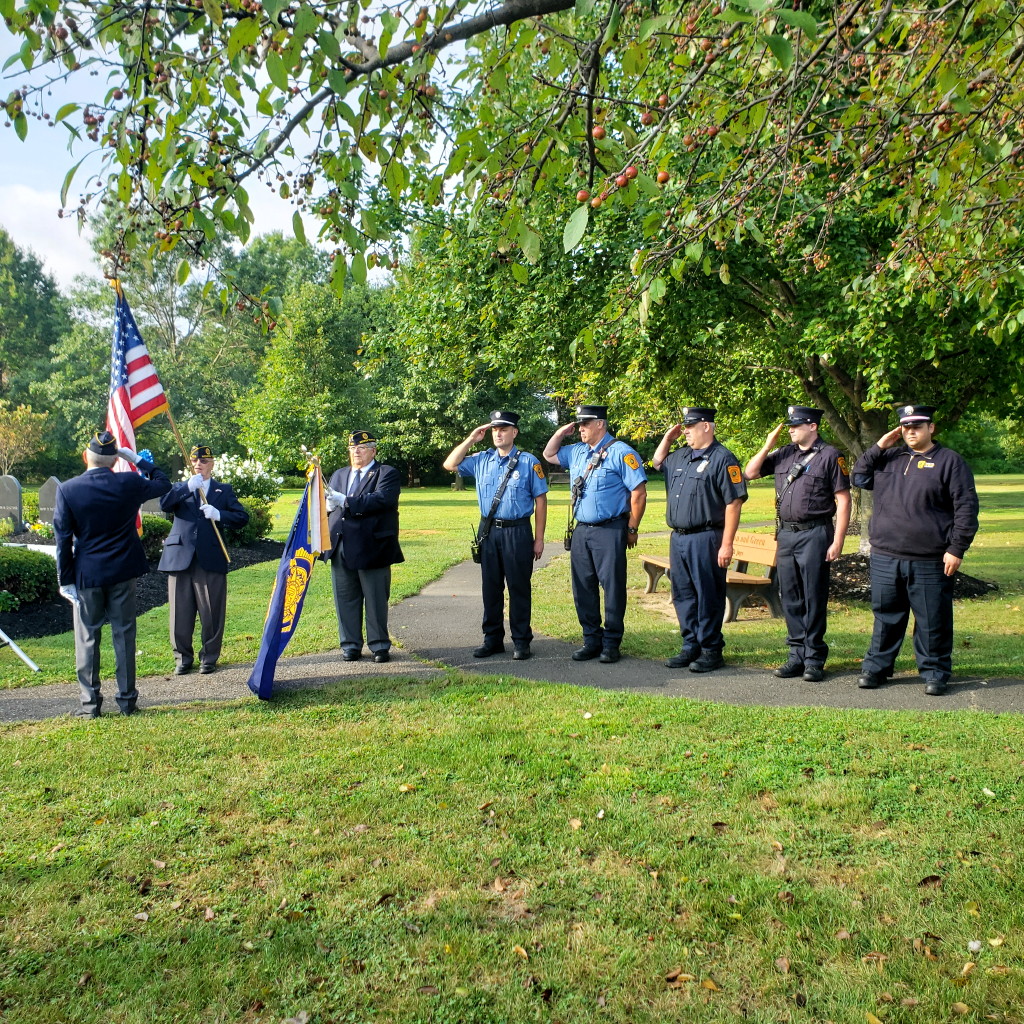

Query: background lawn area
left=1, top=679, right=1022, bottom=1023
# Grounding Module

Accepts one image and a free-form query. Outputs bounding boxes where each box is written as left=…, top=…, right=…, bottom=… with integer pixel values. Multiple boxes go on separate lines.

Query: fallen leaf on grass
left=777, top=890, right=795, bottom=904
left=961, top=961, right=977, bottom=977
left=836, top=929, right=852, bottom=940
left=701, top=978, right=721, bottom=992
left=569, top=818, right=582, bottom=830
left=493, top=877, right=506, bottom=893
left=861, top=952, right=888, bottom=971
left=399, top=784, right=416, bottom=793
left=865, top=1013, right=884, bottom=1024
left=583, top=712, right=593, bottom=719
left=204, top=906, right=215, bottom=921
left=133, top=912, right=149, bottom=922
left=665, top=968, right=695, bottom=983
left=775, top=957, right=790, bottom=974
left=986, top=965, right=1009, bottom=976
left=151, top=858, right=166, bottom=869
left=951, top=1003, right=971, bottom=1015
left=917, top=874, right=943, bottom=889
left=900, top=997, right=919, bottom=1007
left=513, top=944, right=529, bottom=960
left=77, top=973, right=91, bottom=987
left=478, top=801, right=493, bottom=811
left=418, top=986, right=439, bottom=995
left=282, top=1013, right=309, bottom=1024
left=711, top=822, right=728, bottom=833
left=987, top=936, right=1004, bottom=947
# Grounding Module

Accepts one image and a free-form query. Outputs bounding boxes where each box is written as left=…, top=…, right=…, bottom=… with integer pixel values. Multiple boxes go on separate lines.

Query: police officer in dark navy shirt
left=652, top=408, right=747, bottom=674
left=544, top=405, right=647, bottom=664
left=853, top=404, right=979, bottom=696
left=745, top=406, right=850, bottom=682
left=445, top=411, right=548, bottom=661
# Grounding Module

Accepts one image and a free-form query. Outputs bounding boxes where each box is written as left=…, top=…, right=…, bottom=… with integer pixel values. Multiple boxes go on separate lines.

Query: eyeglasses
left=349, top=444, right=375, bottom=452
left=195, top=457, right=214, bottom=463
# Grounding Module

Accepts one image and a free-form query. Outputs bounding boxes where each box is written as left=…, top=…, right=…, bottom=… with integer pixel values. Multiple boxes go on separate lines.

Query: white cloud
left=0, top=184, right=101, bottom=289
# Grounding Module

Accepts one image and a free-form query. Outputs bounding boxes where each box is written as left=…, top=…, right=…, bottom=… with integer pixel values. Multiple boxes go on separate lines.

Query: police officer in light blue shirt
left=544, top=405, right=647, bottom=663
left=444, top=411, right=548, bottom=660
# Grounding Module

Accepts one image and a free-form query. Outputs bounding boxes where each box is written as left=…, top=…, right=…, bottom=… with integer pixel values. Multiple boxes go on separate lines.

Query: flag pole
left=164, top=406, right=231, bottom=564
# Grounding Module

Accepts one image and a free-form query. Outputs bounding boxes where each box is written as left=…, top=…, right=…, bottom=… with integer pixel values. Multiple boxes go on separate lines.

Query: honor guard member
left=744, top=406, right=851, bottom=682
left=443, top=410, right=548, bottom=660
left=853, top=405, right=979, bottom=696
left=158, top=444, right=250, bottom=675
left=543, top=405, right=647, bottom=663
left=322, top=431, right=404, bottom=663
left=652, top=408, right=747, bottom=673
left=53, top=430, right=171, bottom=717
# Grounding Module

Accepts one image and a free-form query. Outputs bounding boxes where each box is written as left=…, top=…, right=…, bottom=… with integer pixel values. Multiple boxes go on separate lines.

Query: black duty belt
left=779, top=516, right=832, bottom=532
left=492, top=516, right=530, bottom=528
left=578, top=513, right=628, bottom=528
left=672, top=524, right=720, bottom=535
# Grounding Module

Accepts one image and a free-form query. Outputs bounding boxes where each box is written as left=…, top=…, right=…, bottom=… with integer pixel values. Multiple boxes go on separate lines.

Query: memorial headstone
left=141, top=497, right=165, bottom=516
left=37, top=476, right=61, bottom=524
left=0, top=475, right=22, bottom=527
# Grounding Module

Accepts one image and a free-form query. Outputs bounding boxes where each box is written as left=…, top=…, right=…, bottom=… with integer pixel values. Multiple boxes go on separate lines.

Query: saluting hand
left=876, top=426, right=903, bottom=450
left=663, top=423, right=683, bottom=444
left=468, top=424, right=490, bottom=444
left=554, top=422, right=577, bottom=439
left=764, top=423, right=786, bottom=449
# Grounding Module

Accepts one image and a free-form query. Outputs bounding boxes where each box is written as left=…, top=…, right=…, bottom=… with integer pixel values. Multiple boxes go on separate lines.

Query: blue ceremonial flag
left=247, top=464, right=331, bottom=700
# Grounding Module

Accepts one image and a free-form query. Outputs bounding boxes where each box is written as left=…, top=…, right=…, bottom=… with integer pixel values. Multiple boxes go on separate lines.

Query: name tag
left=917, top=460, right=935, bottom=469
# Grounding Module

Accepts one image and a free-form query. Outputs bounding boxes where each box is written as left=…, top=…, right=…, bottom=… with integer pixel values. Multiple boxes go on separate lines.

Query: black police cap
left=897, top=404, right=936, bottom=424
left=489, top=410, right=520, bottom=427
left=785, top=405, right=823, bottom=426
left=575, top=405, right=608, bottom=422
left=348, top=430, right=378, bottom=446
left=682, top=407, right=715, bottom=425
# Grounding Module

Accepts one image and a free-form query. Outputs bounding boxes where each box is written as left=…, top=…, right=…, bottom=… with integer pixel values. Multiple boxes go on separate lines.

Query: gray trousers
left=73, top=579, right=138, bottom=715
left=330, top=553, right=392, bottom=653
left=167, top=560, right=228, bottom=669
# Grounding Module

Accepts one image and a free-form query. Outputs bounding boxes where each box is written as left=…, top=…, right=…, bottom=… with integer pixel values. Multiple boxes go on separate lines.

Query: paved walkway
left=2, top=547, right=1021, bottom=722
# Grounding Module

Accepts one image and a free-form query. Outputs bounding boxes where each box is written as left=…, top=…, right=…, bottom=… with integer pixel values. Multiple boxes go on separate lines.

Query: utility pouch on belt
left=563, top=523, right=575, bottom=551
left=470, top=529, right=482, bottom=563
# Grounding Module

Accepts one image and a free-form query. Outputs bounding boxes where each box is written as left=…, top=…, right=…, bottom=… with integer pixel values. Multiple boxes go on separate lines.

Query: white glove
left=325, top=494, right=341, bottom=512
left=116, top=447, right=141, bottom=465
left=200, top=503, right=221, bottom=521
left=59, top=584, right=80, bottom=605
left=187, top=473, right=205, bottom=493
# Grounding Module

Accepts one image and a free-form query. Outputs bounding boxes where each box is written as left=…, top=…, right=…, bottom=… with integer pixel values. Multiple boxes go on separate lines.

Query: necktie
left=348, top=470, right=361, bottom=496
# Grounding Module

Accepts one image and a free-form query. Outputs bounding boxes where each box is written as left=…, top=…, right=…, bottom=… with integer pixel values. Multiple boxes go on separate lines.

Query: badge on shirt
left=624, top=452, right=640, bottom=470
left=533, top=463, right=544, bottom=478
left=837, top=456, right=849, bottom=476
left=917, top=460, right=935, bottom=469
left=728, top=464, right=742, bottom=483
left=697, top=460, right=708, bottom=473
left=512, top=470, right=520, bottom=480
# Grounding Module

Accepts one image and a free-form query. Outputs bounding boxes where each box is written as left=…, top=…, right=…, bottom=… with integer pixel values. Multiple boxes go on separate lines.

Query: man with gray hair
left=54, top=430, right=171, bottom=717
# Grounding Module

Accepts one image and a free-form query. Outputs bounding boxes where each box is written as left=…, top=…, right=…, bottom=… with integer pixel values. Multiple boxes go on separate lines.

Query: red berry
left=657, top=170, right=670, bottom=184
left=577, top=189, right=590, bottom=202
left=616, top=174, right=628, bottom=188
left=592, top=125, right=606, bottom=140
left=590, top=195, right=603, bottom=208
left=641, top=110, right=655, bottom=125
left=625, top=165, right=638, bottom=179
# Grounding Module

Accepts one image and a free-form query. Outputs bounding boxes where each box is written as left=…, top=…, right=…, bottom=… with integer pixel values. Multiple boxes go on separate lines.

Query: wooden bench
left=640, top=531, right=783, bottom=623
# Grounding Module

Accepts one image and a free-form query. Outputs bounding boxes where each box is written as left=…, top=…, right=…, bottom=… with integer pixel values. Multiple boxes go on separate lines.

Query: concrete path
left=2, top=547, right=1021, bottom=722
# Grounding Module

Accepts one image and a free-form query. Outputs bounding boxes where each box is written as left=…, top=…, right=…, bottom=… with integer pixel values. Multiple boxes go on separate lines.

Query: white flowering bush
left=181, top=453, right=283, bottom=502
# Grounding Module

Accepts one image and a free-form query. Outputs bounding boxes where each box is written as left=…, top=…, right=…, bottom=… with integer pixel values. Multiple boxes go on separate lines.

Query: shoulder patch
left=837, top=455, right=849, bottom=475
left=728, top=464, right=742, bottom=484
left=533, top=462, right=544, bottom=478
left=623, top=452, right=641, bottom=471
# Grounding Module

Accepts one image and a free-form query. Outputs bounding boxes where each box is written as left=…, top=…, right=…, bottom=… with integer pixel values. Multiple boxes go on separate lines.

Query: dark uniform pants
left=330, top=552, right=392, bottom=654
left=73, top=579, right=138, bottom=714
left=168, top=559, right=228, bottom=670
left=862, top=553, right=954, bottom=682
left=669, top=528, right=727, bottom=656
left=479, top=519, right=534, bottom=646
left=571, top=520, right=627, bottom=650
left=776, top=523, right=832, bottom=668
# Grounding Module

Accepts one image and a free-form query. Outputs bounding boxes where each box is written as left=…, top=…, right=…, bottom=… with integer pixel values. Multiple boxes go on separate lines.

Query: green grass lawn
left=2, top=476, right=1021, bottom=687
left=1, top=678, right=1022, bottom=1023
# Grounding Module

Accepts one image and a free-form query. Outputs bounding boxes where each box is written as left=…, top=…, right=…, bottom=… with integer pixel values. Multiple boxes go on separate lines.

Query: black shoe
left=473, top=643, right=505, bottom=658
left=599, top=648, right=620, bottom=664
left=773, top=658, right=804, bottom=678
left=199, top=663, right=217, bottom=674
left=174, top=663, right=193, bottom=675
left=802, top=666, right=824, bottom=682
left=341, top=649, right=362, bottom=662
left=512, top=646, right=532, bottom=661
left=372, top=650, right=390, bottom=664
left=665, top=649, right=697, bottom=669
left=75, top=708, right=101, bottom=719
left=572, top=646, right=601, bottom=662
left=924, top=679, right=948, bottom=696
left=690, top=652, right=725, bottom=673
left=120, top=706, right=139, bottom=716
left=857, top=672, right=882, bottom=689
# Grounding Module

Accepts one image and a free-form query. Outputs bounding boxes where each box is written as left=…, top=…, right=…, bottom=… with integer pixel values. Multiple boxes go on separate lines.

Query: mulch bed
left=0, top=539, right=285, bottom=641
left=827, top=553, right=997, bottom=602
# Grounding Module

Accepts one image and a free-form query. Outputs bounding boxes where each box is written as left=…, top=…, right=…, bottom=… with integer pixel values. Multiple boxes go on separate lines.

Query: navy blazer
left=323, top=462, right=404, bottom=571
left=54, top=461, right=171, bottom=589
left=158, top=478, right=250, bottom=574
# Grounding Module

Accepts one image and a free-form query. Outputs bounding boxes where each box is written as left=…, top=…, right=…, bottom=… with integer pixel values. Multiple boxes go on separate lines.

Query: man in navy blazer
left=54, top=430, right=171, bottom=717
left=322, top=430, right=404, bottom=662
left=158, top=444, right=249, bottom=675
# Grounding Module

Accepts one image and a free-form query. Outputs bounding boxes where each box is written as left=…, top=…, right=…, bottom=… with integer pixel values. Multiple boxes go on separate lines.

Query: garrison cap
left=489, top=410, right=520, bottom=427
left=575, top=405, right=607, bottom=422
left=88, top=430, right=118, bottom=455
left=190, top=444, right=214, bottom=460
left=898, top=405, right=936, bottom=424
left=681, top=407, right=715, bottom=425
left=785, top=405, right=823, bottom=426
left=348, top=430, right=378, bottom=446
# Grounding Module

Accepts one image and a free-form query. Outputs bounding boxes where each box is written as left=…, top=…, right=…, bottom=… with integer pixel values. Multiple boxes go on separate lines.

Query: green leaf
left=719, top=262, right=731, bottom=285
left=228, top=17, right=260, bottom=59
left=266, top=52, right=289, bottom=92
left=773, top=9, right=817, bottom=38
left=60, top=156, right=86, bottom=208
left=292, top=210, right=306, bottom=245
left=764, top=33, right=793, bottom=71
left=13, top=112, right=27, bottom=141
left=176, top=258, right=191, bottom=286
left=716, top=7, right=755, bottom=23
left=268, top=296, right=284, bottom=316
left=350, top=251, right=367, bottom=286
left=519, top=223, right=541, bottom=265
left=563, top=204, right=589, bottom=253
left=54, top=102, right=80, bottom=123
left=639, top=14, right=674, bottom=42
left=202, top=0, right=223, bottom=26
left=649, top=276, right=667, bottom=303
left=685, top=242, right=703, bottom=262
left=511, top=263, right=529, bottom=284
left=575, top=0, right=597, bottom=15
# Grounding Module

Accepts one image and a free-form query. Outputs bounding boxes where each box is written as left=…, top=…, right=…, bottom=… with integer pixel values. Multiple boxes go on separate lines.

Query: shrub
left=222, top=497, right=272, bottom=546
left=28, top=521, right=54, bottom=542
left=0, top=519, right=14, bottom=540
left=0, top=589, right=18, bottom=612
left=0, top=546, right=58, bottom=607
left=141, top=513, right=172, bottom=562
left=21, top=491, right=39, bottom=524
left=282, top=474, right=308, bottom=490
left=205, top=454, right=283, bottom=502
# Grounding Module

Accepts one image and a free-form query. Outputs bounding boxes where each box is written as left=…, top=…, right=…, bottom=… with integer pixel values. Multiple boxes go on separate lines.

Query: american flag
left=106, top=285, right=169, bottom=472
